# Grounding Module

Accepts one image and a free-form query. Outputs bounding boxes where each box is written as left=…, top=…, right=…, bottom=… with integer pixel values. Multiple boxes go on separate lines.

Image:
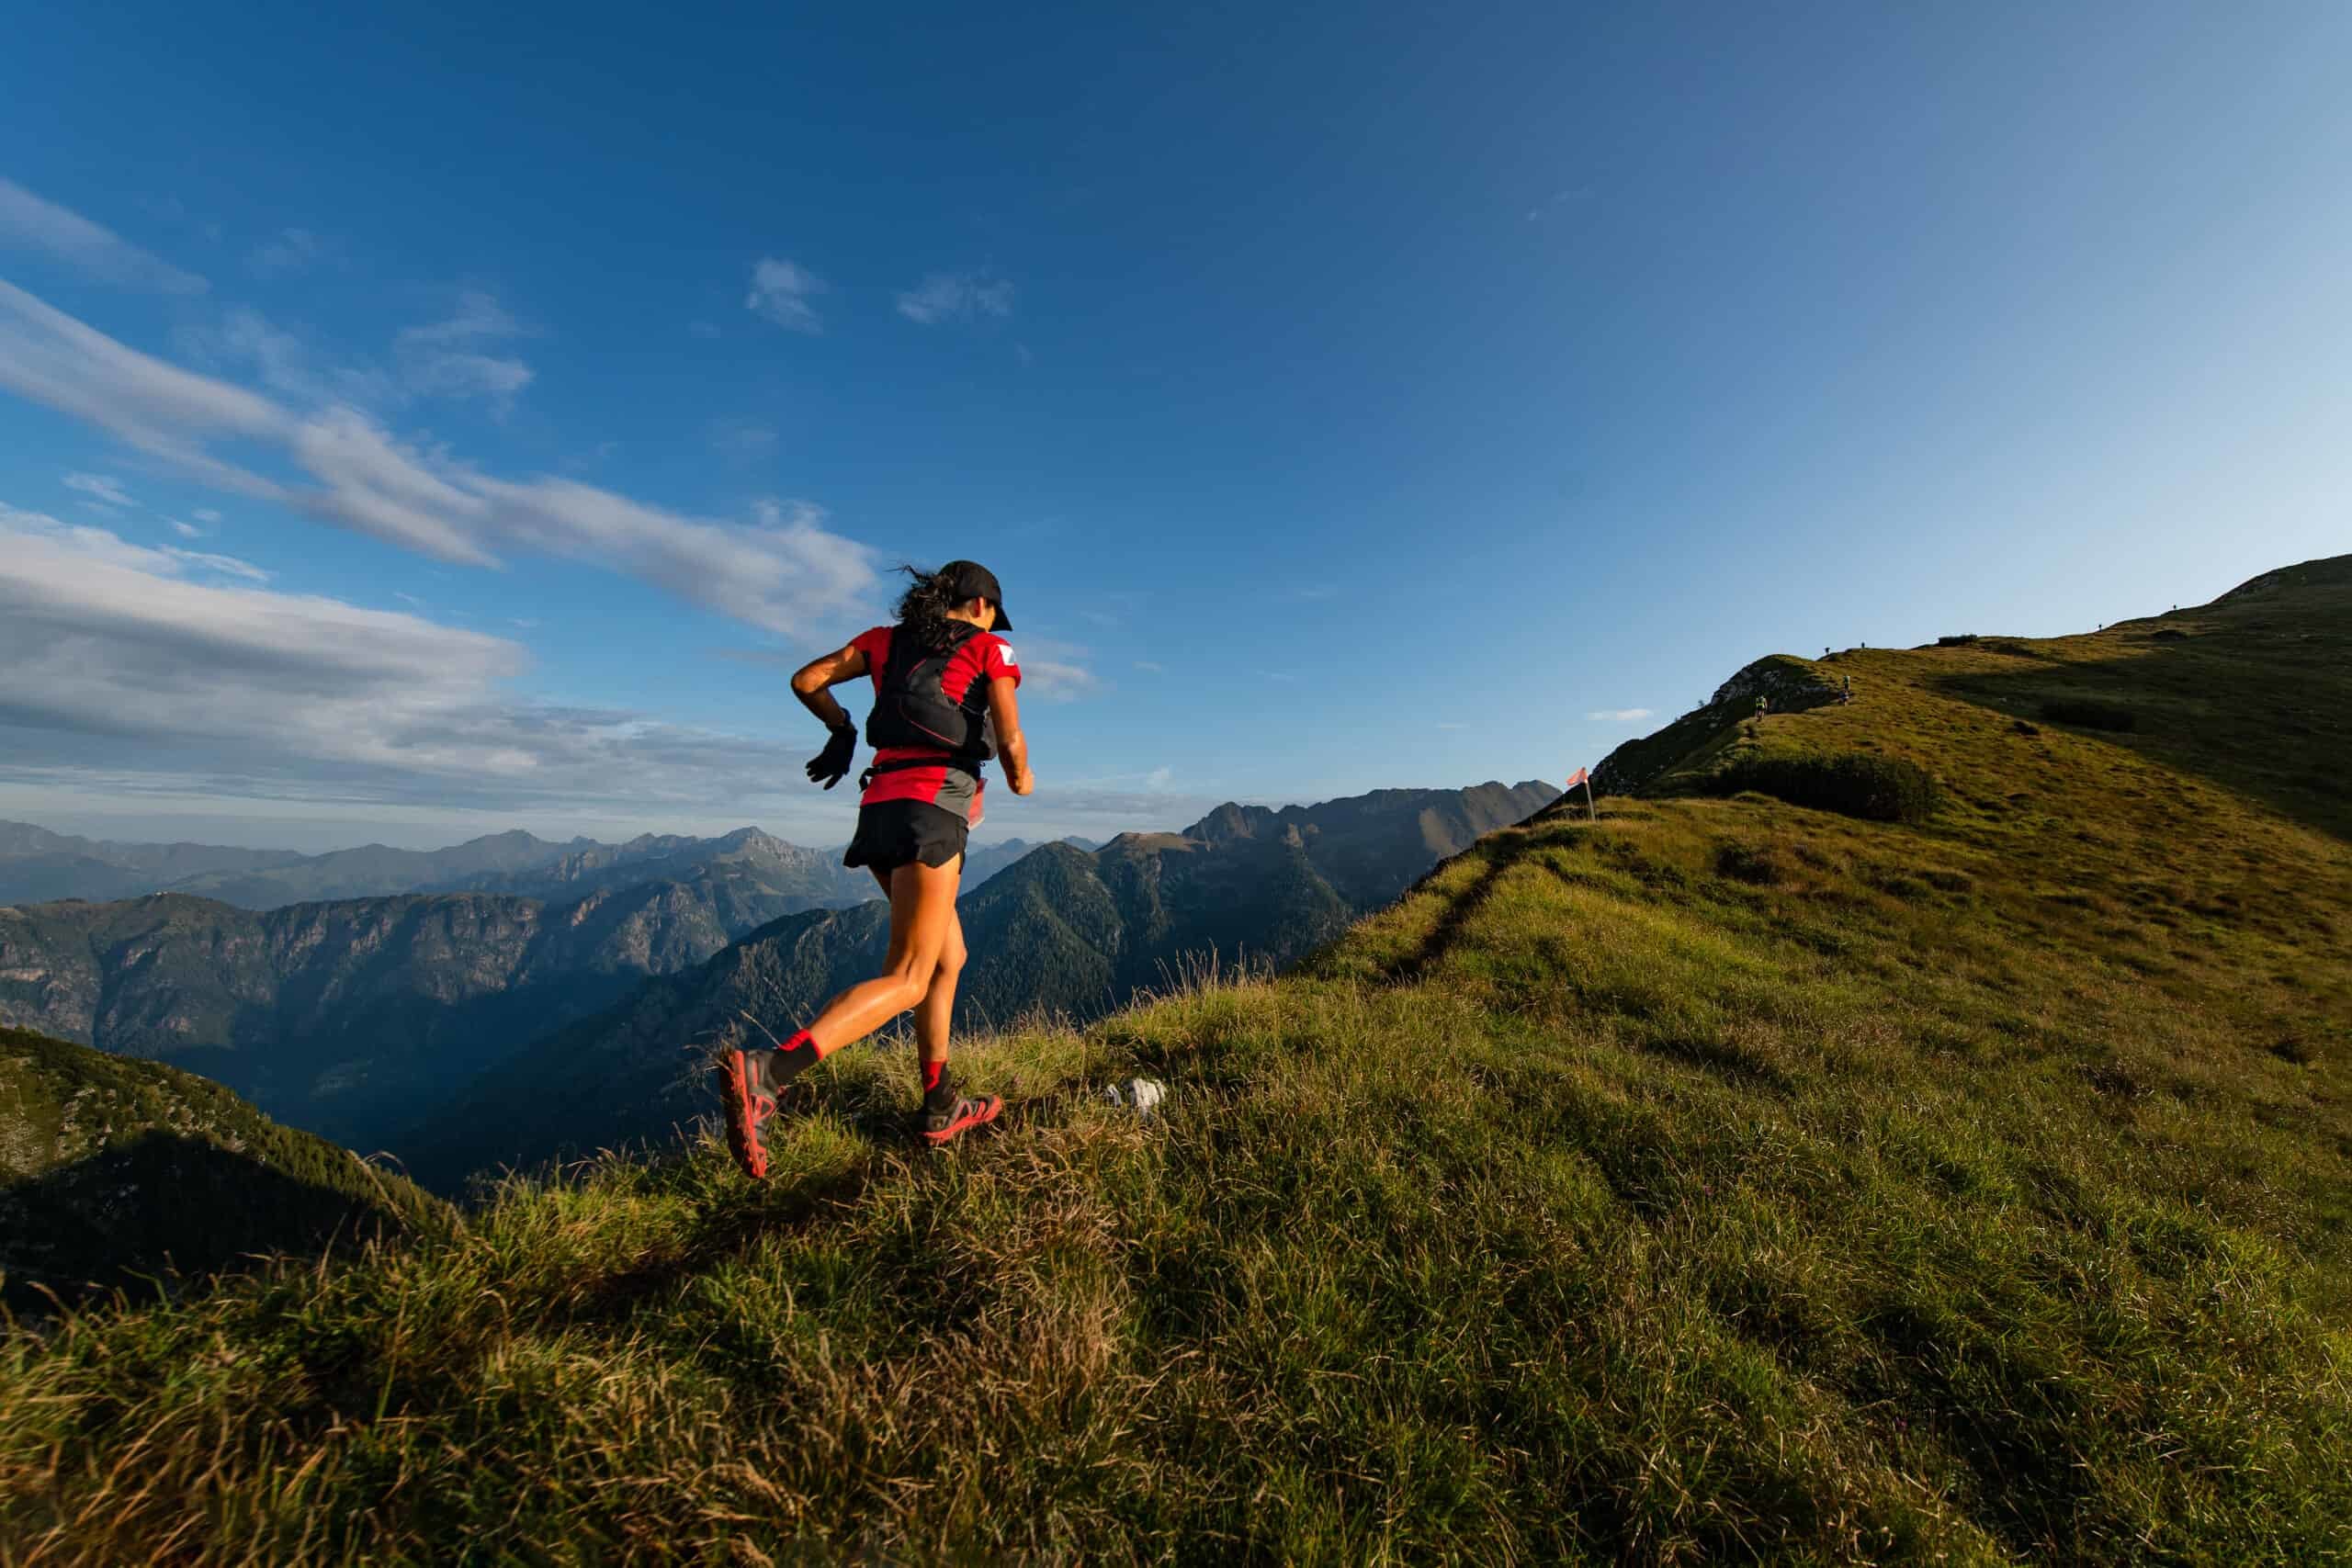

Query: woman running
left=714, top=560, right=1034, bottom=1178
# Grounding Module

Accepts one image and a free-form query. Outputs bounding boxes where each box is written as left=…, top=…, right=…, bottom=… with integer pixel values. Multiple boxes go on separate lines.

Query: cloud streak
left=249, top=227, right=328, bottom=276
left=0, top=503, right=759, bottom=807
left=63, top=472, right=134, bottom=509
left=747, top=257, right=825, bottom=333
left=1587, top=707, right=1655, bottom=722
left=0, top=281, right=879, bottom=637
left=0, top=178, right=209, bottom=295
left=394, top=291, right=534, bottom=410
left=0, top=506, right=1160, bottom=840
left=896, top=271, right=1013, bottom=324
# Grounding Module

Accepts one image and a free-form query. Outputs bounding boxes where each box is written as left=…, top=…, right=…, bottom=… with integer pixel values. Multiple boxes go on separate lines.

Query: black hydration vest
left=865, top=623, right=998, bottom=761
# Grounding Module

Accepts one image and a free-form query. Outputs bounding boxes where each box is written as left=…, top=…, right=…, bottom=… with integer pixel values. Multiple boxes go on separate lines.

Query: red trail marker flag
left=1566, top=767, right=1595, bottom=819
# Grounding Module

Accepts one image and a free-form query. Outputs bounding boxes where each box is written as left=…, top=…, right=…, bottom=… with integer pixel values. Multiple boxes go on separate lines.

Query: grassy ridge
left=0, top=1026, right=448, bottom=1316
left=1, top=565, right=2347, bottom=1562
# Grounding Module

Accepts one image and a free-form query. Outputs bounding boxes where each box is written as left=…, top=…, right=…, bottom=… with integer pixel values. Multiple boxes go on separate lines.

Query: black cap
left=939, top=559, right=1011, bottom=630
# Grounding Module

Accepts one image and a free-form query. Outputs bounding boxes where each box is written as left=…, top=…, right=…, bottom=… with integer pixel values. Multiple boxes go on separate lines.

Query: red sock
left=921, top=1057, right=956, bottom=1112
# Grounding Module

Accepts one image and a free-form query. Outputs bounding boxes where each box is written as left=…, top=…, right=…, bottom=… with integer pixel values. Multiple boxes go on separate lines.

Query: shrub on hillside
left=1709, top=751, right=1940, bottom=824
left=2041, top=698, right=2139, bottom=733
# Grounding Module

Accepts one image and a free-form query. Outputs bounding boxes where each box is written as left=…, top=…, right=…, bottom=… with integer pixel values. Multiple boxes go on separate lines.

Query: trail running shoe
left=922, top=1093, right=1002, bottom=1147
left=715, top=1046, right=783, bottom=1179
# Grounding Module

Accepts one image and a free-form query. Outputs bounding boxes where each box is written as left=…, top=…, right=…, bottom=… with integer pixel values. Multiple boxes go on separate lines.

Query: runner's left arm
left=792, top=642, right=870, bottom=789
left=789, top=642, right=870, bottom=731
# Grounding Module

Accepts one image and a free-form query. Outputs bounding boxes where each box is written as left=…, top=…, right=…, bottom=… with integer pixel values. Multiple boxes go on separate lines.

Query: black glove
left=806, top=723, right=857, bottom=789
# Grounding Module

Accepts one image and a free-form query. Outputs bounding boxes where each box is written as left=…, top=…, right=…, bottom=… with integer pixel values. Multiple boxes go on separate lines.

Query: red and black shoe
left=921, top=1093, right=1002, bottom=1147
left=715, top=1046, right=786, bottom=1179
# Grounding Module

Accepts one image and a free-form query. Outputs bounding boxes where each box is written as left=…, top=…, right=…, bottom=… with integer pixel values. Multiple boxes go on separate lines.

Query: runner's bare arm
left=989, top=675, right=1034, bottom=794
left=790, top=643, right=869, bottom=730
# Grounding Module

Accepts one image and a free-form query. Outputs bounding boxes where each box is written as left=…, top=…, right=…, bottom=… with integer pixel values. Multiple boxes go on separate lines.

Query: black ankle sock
left=762, top=1029, right=819, bottom=1091
left=922, top=1063, right=956, bottom=1115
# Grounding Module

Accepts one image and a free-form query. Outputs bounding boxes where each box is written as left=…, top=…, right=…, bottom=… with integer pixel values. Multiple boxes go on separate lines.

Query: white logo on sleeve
left=997, top=644, right=1018, bottom=666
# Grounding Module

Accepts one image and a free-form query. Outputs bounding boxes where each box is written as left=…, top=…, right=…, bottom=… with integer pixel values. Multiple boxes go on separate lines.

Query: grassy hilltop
left=2, top=559, right=2347, bottom=1563
left=0, top=1027, right=446, bottom=1314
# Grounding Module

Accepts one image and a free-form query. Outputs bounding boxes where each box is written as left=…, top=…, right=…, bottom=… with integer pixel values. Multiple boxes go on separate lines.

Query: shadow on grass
left=1933, top=621, right=2352, bottom=842
left=1, top=1132, right=421, bottom=1315
left=1381, top=847, right=1522, bottom=986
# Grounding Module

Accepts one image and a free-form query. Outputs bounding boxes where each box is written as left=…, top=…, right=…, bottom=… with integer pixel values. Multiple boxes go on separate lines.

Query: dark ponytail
left=893, top=565, right=959, bottom=652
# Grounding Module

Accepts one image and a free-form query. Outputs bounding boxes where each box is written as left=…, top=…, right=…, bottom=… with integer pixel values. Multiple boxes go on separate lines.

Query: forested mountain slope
left=0, top=879, right=798, bottom=1150
left=404, top=780, right=1555, bottom=1185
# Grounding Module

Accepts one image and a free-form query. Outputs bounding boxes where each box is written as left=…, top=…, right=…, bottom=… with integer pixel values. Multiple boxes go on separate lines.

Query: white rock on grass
left=1101, top=1077, right=1167, bottom=1121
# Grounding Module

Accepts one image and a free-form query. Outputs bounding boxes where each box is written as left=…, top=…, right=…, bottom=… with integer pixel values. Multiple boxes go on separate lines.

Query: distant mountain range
left=0, top=820, right=1100, bottom=910
left=402, top=780, right=1558, bottom=1187
left=0, top=821, right=310, bottom=907
left=0, top=782, right=1552, bottom=1183
left=0, top=863, right=868, bottom=1151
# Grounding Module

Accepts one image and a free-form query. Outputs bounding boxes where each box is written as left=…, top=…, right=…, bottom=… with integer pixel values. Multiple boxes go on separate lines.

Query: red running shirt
left=847, top=625, right=1021, bottom=826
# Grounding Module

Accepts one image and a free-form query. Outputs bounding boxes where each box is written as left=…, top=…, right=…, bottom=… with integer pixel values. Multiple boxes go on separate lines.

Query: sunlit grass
left=3, top=569, right=2348, bottom=1562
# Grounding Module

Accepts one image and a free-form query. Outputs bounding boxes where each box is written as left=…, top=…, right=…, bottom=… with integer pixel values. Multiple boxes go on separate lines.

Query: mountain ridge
left=402, top=779, right=1557, bottom=1186
left=5, top=559, right=2344, bottom=1561
left=0, top=1023, right=446, bottom=1313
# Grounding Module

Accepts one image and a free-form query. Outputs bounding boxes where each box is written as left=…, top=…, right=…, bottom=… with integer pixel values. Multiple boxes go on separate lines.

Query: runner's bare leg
left=801, top=858, right=961, bottom=1055
left=858, top=863, right=963, bottom=1087
left=914, top=885, right=967, bottom=1075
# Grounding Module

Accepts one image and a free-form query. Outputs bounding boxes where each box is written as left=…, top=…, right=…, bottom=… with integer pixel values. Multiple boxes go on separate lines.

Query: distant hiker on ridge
left=714, top=561, right=1035, bottom=1177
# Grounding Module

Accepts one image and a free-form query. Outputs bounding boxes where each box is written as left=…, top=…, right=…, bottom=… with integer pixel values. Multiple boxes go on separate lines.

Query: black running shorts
left=842, top=798, right=968, bottom=874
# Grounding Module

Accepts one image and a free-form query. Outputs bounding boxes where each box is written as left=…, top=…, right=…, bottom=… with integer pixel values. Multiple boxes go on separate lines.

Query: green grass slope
left=1, top=563, right=2347, bottom=1562
left=0, top=1027, right=447, bottom=1314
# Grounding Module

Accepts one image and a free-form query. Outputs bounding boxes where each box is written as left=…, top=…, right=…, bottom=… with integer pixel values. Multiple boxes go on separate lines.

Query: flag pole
left=1566, top=766, right=1595, bottom=822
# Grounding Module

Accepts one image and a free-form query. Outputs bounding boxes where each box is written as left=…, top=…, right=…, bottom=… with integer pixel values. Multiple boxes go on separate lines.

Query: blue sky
left=2, top=3, right=2346, bottom=852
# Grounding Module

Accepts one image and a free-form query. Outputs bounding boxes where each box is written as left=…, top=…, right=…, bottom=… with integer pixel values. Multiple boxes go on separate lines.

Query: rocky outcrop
left=1594, top=657, right=1843, bottom=796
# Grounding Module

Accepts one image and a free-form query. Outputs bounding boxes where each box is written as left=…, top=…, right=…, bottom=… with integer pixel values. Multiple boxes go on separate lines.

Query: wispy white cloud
left=1587, top=706, right=1654, bottom=722
left=0, top=280, right=880, bottom=637
left=0, top=280, right=288, bottom=496
left=746, top=257, right=825, bottom=333
left=165, top=518, right=203, bottom=538
left=896, top=271, right=1014, bottom=325
left=1134, top=660, right=1164, bottom=673
left=0, top=504, right=903, bottom=827
left=186, top=293, right=532, bottom=414
left=708, top=419, right=778, bottom=457
left=4, top=503, right=268, bottom=584
left=191, top=507, right=221, bottom=524
left=0, top=178, right=209, bottom=295
left=393, top=290, right=533, bottom=412
left=249, top=226, right=329, bottom=276
left=63, top=472, right=134, bottom=509
left=994, top=633, right=1099, bottom=702
left=179, top=306, right=383, bottom=407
